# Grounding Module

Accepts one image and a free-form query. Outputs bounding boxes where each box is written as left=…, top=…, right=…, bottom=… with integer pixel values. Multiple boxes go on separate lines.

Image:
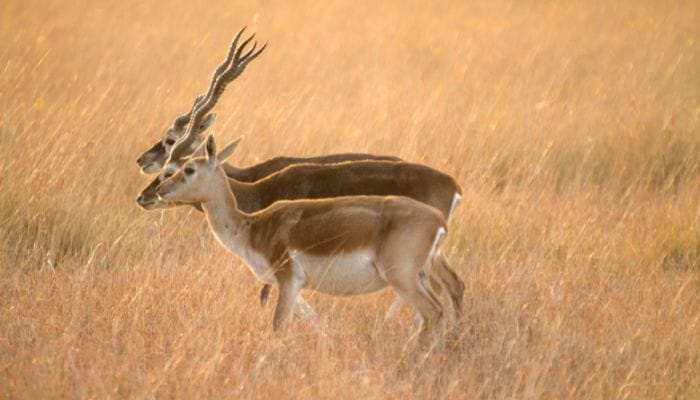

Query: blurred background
left=1, top=1, right=698, bottom=398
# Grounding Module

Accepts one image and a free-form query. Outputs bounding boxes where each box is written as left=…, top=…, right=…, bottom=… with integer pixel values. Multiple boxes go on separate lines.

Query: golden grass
left=1, top=0, right=699, bottom=398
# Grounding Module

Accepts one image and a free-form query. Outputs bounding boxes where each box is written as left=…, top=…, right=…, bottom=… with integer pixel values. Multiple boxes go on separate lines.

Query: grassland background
left=1, top=0, right=698, bottom=398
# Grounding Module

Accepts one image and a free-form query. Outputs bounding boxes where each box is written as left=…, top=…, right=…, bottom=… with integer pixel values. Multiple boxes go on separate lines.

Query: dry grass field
left=1, top=0, right=699, bottom=398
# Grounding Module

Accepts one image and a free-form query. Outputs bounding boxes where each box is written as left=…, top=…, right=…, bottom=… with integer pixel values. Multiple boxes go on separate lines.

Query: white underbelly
left=290, top=249, right=387, bottom=296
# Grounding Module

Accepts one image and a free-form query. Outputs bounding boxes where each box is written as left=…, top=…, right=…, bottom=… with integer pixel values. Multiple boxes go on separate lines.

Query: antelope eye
left=184, top=167, right=195, bottom=176
left=163, top=171, right=174, bottom=179
left=165, top=138, right=175, bottom=146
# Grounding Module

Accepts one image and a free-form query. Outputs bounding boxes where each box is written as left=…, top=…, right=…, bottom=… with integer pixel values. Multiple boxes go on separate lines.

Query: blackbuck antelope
left=156, top=135, right=453, bottom=343
left=137, top=28, right=464, bottom=332
left=135, top=28, right=399, bottom=178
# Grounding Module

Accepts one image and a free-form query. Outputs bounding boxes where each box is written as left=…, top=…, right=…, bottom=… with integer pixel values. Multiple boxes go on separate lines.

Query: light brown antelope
left=135, top=28, right=399, bottom=178
left=156, top=135, right=453, bottom=343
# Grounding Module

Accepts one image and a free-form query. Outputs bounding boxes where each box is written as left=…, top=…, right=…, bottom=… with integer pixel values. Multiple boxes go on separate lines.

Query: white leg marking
left=294, top=295, right=318, bottom=321
left=384, top=296, right=404, bottom=321
left=447, top=193, right=462, bottom=223
left=428, top=227, right=446, bottom=263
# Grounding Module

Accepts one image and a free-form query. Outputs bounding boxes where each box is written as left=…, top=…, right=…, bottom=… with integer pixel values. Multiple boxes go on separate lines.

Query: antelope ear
left=218, top=136, right=244, bottom=162
left=205, top=135, right=217, bottom=164
left=199, top=113, right=217, bottom=132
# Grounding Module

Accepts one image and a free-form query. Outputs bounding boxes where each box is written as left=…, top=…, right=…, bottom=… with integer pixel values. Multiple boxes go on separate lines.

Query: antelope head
left=156, top=136, right=242, bottom=204
left=136, top=28, right=265, bottom=209
left=135, top=95, right=217, bottom=174
left=136, top=27, right=266, bottom=174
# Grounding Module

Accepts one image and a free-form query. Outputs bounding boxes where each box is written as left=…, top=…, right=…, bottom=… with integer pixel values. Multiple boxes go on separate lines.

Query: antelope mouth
left=139, top=162, right=162, bottom=175
left=137, top=200, right=157, bottom=210
left=136, top=194, right=158, bottom=210
left=155, top=187, right=174, bottom=201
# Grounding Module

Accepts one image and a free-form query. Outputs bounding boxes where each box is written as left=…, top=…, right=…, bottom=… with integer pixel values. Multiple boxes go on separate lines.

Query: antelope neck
left=200, top=171, right=250, bottom=241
